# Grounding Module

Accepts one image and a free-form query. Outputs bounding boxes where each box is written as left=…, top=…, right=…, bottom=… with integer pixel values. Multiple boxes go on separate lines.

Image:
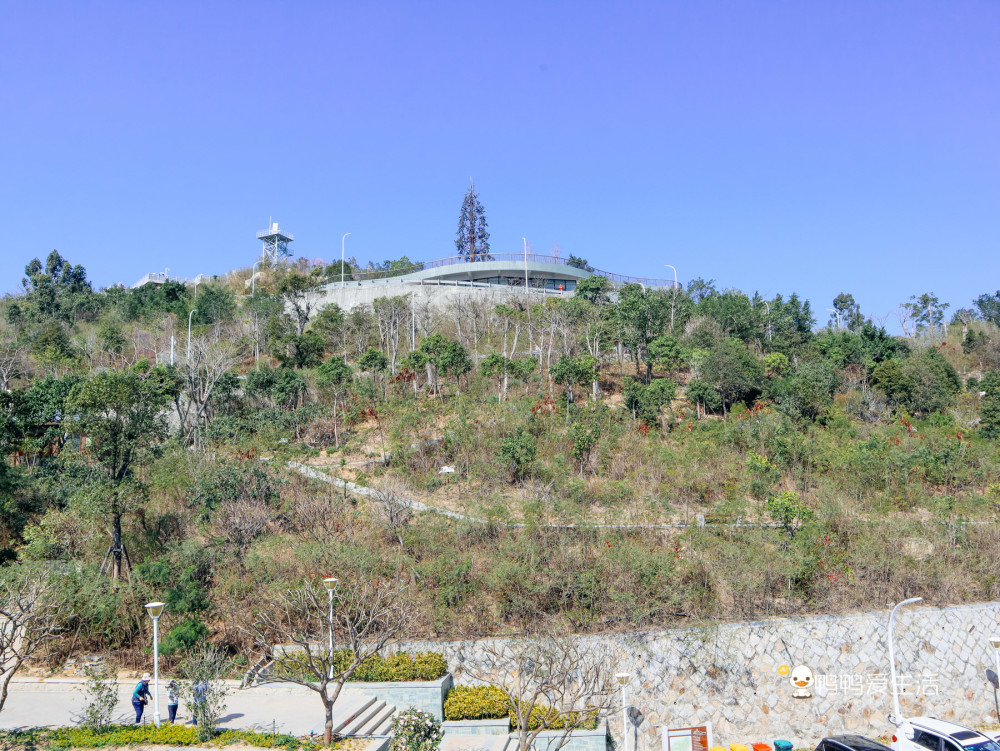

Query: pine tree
left=455, top=180, right=491, bottom=262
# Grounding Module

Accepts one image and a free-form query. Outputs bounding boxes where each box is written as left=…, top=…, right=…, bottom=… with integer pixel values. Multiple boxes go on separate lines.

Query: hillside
left=2, top=250, right=1000, bottom=670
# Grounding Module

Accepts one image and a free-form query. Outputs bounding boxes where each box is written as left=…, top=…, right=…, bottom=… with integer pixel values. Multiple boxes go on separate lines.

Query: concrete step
left=365, top=704, right=397, bottom=735
left=331, top=696, right=378, bottom=735
left=341, top=699, right=387, bottom=736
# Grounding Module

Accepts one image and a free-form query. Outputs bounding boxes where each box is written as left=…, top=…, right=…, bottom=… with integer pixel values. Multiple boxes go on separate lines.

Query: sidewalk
left=0, top=677, right=372, bottom=736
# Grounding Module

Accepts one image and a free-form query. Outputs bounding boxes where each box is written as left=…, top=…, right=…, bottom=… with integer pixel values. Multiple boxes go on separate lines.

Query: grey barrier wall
left=402, top=602, right=1000, bottom=751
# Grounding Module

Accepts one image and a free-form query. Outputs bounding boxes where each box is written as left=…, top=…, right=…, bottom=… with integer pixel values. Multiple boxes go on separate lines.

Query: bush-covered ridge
left=3, top=250, right=1000, bottom=666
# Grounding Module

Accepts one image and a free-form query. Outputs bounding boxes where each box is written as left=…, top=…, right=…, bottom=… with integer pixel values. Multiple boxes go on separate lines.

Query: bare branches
left=241, top=578, right=417, bottom=745
left=0, top=566, right=65, bottom=713
left=176, top=327, right=245, bottom=444
left=371, top=478, right=413, bottom=547
left=467, top=633, right=618, bottom=751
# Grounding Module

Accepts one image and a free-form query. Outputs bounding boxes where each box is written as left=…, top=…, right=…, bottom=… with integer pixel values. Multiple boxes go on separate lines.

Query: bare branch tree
left=242, top=578, right=417, bottom=746
left=175, top=328, right=244, bottom=445
left=466, top=633, right=618, bottom=751
left=0, top=566, right=65, bottom=713
left=371, top=478, right=413, bottom=547
left=213, top=496, right=275, bottom=551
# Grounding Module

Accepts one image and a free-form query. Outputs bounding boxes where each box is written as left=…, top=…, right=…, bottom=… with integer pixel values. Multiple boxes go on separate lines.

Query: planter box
left=515, top=723, right=609, bottom=751
left=443, top=718, right=511, bottom=736
left=346, top=672, right=453, bottom=721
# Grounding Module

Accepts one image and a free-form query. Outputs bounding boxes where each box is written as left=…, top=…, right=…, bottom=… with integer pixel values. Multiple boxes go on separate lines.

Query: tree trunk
left=323, top=695, right=334, bottom=746
left=111, top=511, right=124, bottom=579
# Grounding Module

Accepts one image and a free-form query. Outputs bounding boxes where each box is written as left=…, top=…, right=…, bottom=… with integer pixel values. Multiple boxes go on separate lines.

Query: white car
left=892, top=717, right=1000, bottom=751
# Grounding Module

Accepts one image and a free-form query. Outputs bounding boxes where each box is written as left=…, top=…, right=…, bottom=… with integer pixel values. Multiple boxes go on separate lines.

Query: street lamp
left=616, top=673, right=631, bottom=751
left=145, top=602, right=165, bottom=727
left=988, top=636, right=1000, bottom=721
left=323, top=578, right=338, bottom=679
left=341, top=233, right=351, bottom=286
left=187, top=309, right=198, bottom=363
left=664, top=265, right=677, bottom=333
left=888, top=597, right=922, bottom=726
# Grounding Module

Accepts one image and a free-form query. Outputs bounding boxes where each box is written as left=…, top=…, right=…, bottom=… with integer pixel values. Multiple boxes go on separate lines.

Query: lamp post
left=989, top=636, right=1000, bottom=722
left=888, top=597, right=922, bottom=725
left=145, top=602, right=165, bottom=727
left=664, top=264, right=677, bottom=333
left=187, top=309, right=198, bottom=363
left=323, top=578, right=338, bottom=679
left=616, top=673, right=631, bottom=751
left=341, top=233, right=351, bottom=286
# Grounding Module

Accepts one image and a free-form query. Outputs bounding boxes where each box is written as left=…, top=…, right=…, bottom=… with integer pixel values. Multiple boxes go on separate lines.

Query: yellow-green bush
left=414, top=651, right=448, bottom=680
left=444, top=685, right=509, bottom=721
left=444, top=686, right=600, bottom=730
left=44, top=724, right=307, bottom=748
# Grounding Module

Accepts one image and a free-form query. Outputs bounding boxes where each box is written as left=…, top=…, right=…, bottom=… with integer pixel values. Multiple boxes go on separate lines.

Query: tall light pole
left=616, top=673, right=631, bottom=751
left=187, top=309, right=197, bottom=363
left=888, top=597, right=922, bottom=725
left=145, top=602, right=165, bottom=727
left=341, top=233, right=351, bottom=286
left=989, top=636, right=1000, bottom=722
left=323, top=578, right=338, bottom=679
left=664, top=264, right=677, bottom=333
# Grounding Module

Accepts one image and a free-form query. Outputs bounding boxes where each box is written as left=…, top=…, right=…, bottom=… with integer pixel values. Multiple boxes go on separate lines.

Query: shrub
left=79, top=664, right=117, bottom=731
left=414, top=651, right=448, bottom=681
left=276, top=649, right=448, bottom=682
left=389, top=708, right=443, bottom=751
left=444, top=685, right=509, bottom=721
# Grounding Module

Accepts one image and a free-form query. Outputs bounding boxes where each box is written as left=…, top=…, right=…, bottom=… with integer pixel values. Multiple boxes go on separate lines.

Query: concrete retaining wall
left=402, top=602, right=1000, bottom=751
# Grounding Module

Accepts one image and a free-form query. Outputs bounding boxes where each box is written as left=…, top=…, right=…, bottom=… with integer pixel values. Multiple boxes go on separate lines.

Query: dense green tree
left=455, top=182, right=491, bottom=262
left=21, top=250, right=94, bottom=323
left=622, top=377, right=676, bottom=425
left=979, top=371, right=1000, bottom=439
left=870, top=359, right=911, bottom=407
left=830, top=293, right=863, bottom=331
left=498, top=427, right=536, bottom=483
left=65, top=366, right=178, bottom=578
left=903, top=347, right=960, bottom=413
left=566, top=255, right=593, bottom=271
left=573, top=275, right=612, bottom=306
left=701, top=338, right=763, bottom=417
left=615, top=284, right=671, bottom=382
left=975, top=291, right=1000, bottom=327
left=193, top=284, right=236, bottom=325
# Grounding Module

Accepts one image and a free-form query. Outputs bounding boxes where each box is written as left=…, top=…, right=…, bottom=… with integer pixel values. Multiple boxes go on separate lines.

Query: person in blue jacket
left=132, top=674, right=152, bottom=723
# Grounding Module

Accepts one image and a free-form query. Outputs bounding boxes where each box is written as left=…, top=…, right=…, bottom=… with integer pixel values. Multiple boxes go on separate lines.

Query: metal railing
left=329, top=252, right=678, bottom=287
left=256, top=229, right=295, bottom=241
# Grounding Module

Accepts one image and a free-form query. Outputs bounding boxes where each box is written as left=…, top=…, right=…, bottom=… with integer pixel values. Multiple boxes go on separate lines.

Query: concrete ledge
left=522, top=723, right=608, bottom=751
left=443, top=718, right=511, bottom=736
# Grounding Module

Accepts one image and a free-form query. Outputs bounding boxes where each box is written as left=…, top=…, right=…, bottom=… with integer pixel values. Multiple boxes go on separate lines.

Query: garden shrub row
left=275, top=649, right=448, bottom=682
left=443, top=685, right=599, bottom=730
left=35, top=724, right=306, bottom=749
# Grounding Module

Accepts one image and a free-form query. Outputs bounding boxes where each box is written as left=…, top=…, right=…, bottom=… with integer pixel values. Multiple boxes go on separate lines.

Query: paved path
left=0, top=678, right=376, bottom=737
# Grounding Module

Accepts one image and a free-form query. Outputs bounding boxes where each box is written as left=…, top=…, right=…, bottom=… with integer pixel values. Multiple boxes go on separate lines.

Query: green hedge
left=274, top=649, right=448, bottom=683
left=444, top=685, right=509, bottom=720
left=443, top=686, right=599, bottom=730
left=40, top=724, right=307, bottom=749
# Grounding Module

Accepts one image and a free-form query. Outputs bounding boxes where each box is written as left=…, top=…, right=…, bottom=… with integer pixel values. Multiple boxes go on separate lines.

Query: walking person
left=167, top=680, right=180, bottom=723
left=191, top=678, right=207, bottom=725
left=132, top=674, right=152, bottom=724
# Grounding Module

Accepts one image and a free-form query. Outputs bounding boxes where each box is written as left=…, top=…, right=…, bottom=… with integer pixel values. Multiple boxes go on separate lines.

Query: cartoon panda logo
left=789, top=665, right=814, bottom=698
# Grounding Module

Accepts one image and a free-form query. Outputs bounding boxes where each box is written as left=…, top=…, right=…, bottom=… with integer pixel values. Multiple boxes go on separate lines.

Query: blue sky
left=2, top=1, right=998, bottom=328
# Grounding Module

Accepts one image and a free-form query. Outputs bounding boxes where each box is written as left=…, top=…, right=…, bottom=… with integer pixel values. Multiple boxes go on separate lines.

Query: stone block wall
left=405, top=602, right=1000, bottom=751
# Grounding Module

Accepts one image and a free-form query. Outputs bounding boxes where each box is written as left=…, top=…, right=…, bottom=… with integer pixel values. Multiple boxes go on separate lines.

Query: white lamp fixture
left=144, top=602, right=165, bottom=727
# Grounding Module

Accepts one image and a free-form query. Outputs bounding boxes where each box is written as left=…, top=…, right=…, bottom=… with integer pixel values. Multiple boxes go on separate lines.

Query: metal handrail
left=257, top=229, right=295, bottom=241
left=332, top=252, right=678, bottom=287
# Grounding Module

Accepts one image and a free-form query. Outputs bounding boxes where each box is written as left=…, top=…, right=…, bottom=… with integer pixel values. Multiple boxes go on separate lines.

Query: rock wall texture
left=404, top=602, right=1000, bottom=751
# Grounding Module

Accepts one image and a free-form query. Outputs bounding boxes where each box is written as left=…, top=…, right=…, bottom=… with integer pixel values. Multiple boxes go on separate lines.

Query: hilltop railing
left=329, top=252, right=679, bottom=287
